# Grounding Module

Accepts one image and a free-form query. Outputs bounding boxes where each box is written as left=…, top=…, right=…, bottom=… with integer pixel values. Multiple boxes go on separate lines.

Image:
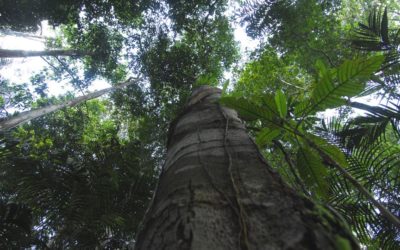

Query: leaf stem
left=305, top=137, right=400, bottom=228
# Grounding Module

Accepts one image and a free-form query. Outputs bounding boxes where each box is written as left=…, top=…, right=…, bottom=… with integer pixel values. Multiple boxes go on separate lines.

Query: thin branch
left=40, top=56, right=61, bottom=74
left=306, top=43, right=336, bottom=67
left=278, top=78, right=306, bottom=90
left=273, top=139, right=309, bottom=194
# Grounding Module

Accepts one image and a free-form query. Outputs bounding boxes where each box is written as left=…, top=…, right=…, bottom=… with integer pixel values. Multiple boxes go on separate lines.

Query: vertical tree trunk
left=135, top=86, right=358, bottom=250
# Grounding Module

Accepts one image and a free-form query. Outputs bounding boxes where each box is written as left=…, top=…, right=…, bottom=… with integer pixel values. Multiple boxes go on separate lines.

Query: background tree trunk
left=0, top=49, right=91, bottom=58
left=0, top=79, right=136, bottom=131
left=135, top=86, right=358, bottom=250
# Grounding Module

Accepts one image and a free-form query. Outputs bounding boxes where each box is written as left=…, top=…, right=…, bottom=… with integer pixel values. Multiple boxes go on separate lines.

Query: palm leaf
left=352, top=6, right=400, bottom=96
left=297, top=56, right=384, bottom=117
left=220, top=96, right=273, bottom=121
left=352, top=7, right=391, bottom=51
left=317, top=117, right=400, bottom=248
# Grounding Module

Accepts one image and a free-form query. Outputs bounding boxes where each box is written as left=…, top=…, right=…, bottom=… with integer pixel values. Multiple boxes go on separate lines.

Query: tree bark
left=0, top=79, right=136, bottom=131
left=0, top=49, right=92, bottom=58
left=135, top=86, right=359, bottom=250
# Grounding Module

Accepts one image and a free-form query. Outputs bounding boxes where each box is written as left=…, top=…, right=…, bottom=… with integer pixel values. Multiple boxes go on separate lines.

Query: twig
left=273, top=139, right=309, bottom=194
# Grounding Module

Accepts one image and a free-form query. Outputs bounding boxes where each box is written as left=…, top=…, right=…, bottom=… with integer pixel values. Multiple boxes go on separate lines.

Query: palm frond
left=352, top=7, right=391, bottom=51
left=295, top=56, right=383, bottom=117
left=0, top=201, right=33, bottom=248
left=317, top=117, right=400, bottom=248
left=352, top=6, right=400, bottom=98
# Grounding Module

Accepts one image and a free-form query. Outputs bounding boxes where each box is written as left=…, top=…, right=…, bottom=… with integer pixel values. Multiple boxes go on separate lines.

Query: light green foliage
left=296, top=55, right=384, bottom=117
left=274, top=90, right=287, bottom=119
left=220, top=95, right=280, bottom=126
left=233, top=47, right=310, bottom=98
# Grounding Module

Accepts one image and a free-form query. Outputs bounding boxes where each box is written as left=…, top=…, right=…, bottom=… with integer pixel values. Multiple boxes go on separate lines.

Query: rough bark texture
left=135, top=86, right=358, bottom=250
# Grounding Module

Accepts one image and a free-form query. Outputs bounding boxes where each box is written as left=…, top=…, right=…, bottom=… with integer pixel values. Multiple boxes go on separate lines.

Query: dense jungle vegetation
left=0, top=0, right=399, bottom=248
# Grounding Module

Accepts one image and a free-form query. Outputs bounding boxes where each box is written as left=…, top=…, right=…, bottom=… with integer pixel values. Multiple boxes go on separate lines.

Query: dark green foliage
left=0, top=0, right=151, bottom=31
left=352, top=7, right=400, bottom=100
left=0, top=201, right=33, bottom=248
left=319, top=117, right=400, bottom=248
left=238, top=0, right=347, bottom=71
left=166, top=0, right=228, bottom=31
left=1, top=0, right=399, bottom=249
left=0, top=100, right=158, bottom=248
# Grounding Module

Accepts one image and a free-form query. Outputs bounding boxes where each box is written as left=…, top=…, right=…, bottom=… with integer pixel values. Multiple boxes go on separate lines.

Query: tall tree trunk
left=0, top=49, right=92, bottom=58
left=0, top=79, right=136, bottom=131
left=135, top=86, right=359, bottom=250
left=0, top=30, right=50, bottom=41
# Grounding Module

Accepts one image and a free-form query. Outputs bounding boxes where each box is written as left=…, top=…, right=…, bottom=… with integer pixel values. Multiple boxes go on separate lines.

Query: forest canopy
left=0, top=0, right=399, bottom=249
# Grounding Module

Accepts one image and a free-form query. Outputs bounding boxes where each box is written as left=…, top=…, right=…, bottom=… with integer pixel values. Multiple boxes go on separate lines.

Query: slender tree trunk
left=135, top=86, right=359, bottom=250
left=0, top=30, right=50, bottom=41
left=0, top=79, right=136, bottom=131
left=0, top=49, right=92, bottom=58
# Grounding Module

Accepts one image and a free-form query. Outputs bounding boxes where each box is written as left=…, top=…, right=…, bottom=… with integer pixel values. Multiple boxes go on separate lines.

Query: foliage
left=0, top=0, right=151, bottom=31
left=222, top=49, right=399, bottom=247
left=0, top=79, right=33, bottom=118
left=238, top=0, right=349, bottom=71
left=0, top=99, right=157, bottom=248
left=0, top=0, right=400, bottom=249
left=352, top=6, right=400, bottom=100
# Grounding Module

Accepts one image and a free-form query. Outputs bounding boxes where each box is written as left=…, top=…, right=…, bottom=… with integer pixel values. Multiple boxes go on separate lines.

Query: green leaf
left=335, top=236, right=352, bottom=250
left=274, top=90, right=287, bottom=118
left=220, top=96, right=272, bottom=121
left=294, top=100, right=308, bottom=116
left=302, top=55, right=384, bottom=116
left=381, top=8, right=389, bottom=44
left=308, top=134, right=348, bottom=167
left=297, top=145, right=329, bottom=199
left=256, top=127, right=281, bottom=147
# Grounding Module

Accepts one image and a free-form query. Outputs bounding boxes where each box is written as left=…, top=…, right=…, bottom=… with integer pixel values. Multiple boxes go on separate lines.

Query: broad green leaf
left=256, top=127, right=281, bottom=147
left=220, top=96, right=272, bottom=121
left=260, top=93, right=280, bottom=118
left=297, top=145, right=329, bottom=199
left=307, top=134, right=348, bottom=167
left=274, top=90, right=287, bottom=118
left=302, top=55, right=384, bottom=116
